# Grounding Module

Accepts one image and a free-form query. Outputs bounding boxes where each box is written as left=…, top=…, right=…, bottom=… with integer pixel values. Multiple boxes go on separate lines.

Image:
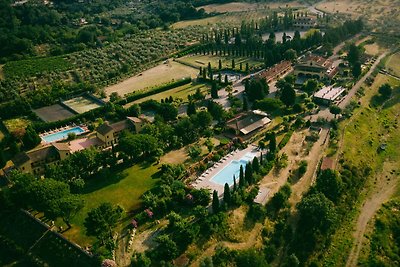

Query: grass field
left=33, top=104, right=75, bottom=122
left=315, top=73, right=400, bottom=265
left=130, top=83, right=209, bottom=104
left=62, top=96, right=103, bottom=114
left=104, top=61, right=199, bottom=97
left=385, top=52, right=400, bottom=76
left=64, top=164, right=159, bottom=246
left=177, top=54, right=263, bottom=70
left=342, top=73, right=400, bottom=168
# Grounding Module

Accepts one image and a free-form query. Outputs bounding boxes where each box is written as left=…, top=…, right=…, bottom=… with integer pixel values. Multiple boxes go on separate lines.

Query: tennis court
left=33, top=104, right=75, bottom=122
left=62, top=95, right=103, bottom=114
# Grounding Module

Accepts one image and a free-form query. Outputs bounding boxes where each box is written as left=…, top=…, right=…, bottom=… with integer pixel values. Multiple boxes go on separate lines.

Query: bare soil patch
left=160, top=148, right=188, bottom=165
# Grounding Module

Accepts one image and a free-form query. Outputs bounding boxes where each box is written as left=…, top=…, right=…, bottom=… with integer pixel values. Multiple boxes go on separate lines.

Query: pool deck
left=192, top=145, right=261, bottom=196
left=40, top=125, right=89, bottom=144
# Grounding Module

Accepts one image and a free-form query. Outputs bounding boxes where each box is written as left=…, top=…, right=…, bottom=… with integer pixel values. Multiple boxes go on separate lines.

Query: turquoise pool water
left=41, top=127, right=85, bottom=143
left=210, top=153, right=257, bottom=186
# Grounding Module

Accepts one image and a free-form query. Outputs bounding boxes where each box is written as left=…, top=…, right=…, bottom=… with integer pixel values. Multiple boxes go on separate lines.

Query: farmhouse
left=256, top=60, right=292, bottom=83
left=96, top=117, right=144, bottom=146
left=293, top=16, right=317, bottom=29
left=293, top=53, right=339, bottom=81
left=313, top=85, right=345, bottom=105
left=226, top=110, right=271, bottom=139
left=13, top=143, right=71, bottom=175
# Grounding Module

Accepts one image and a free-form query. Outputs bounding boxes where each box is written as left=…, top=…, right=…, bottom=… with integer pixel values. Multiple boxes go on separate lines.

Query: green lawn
left=177, top=54, right=263, bottom=71
left=386, top=52, right=400, bottom=77
left=63, top=164, right=160, bottom=246
left=132, top=83, right=209, bottom=104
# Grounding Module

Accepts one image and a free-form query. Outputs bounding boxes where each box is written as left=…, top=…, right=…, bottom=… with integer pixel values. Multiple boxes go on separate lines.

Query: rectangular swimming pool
left=41, top=126, right=85, bottom=143
left=210, top=152, right=257, bottom=186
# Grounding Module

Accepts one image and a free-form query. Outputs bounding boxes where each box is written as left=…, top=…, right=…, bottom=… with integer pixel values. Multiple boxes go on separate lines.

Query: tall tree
left=84, top=202, right=123, bottom=242
left=245, top=162, right=253, bottom=185
left=211, top=81, right=218, bottom=99
left=252, top=157, right=260, bottom=173
left=315, top=169, right=343, bottom=202
left=223, top=183, right=231, bottom=205
left=187, top=101, right=196, bottom=116
left=212, top=190, right=220, bottom=212
left=279, top=82, right=296, bottom=107
left=239, top=165, right=245, bottom=187
left=22, top=125, right=41, bottom=149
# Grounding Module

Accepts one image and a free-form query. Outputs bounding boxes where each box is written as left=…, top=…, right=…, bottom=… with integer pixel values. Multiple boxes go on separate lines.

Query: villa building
left=293, top=53, right=339, bottom=81
left=226, top=110, right=271, bottom=139
left=96, top=117, right=144, bottom=146
left=255, top=60, right=292, bottom=83
left=293, top=16, right=317, bottom=29
left=13, top=116, right=145, bottom=174
left=13, top=143, right=71, bottom=175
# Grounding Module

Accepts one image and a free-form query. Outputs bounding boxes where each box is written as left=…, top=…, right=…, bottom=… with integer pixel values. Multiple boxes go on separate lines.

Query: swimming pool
left=41, top=126, right=85, bottom=143
left=210, top=152, right=257, bottom=186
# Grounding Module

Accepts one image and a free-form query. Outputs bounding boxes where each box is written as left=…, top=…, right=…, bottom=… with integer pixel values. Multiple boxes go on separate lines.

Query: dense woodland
left=0, top=0, right=214, bottom=62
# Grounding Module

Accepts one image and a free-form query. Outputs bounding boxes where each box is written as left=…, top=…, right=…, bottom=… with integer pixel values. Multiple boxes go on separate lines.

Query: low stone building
left=226, top=110, right=271, bottom=139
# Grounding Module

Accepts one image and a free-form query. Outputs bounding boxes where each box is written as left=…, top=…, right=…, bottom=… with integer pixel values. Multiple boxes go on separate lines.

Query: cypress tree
left=231, top=58, right=235, bottom=69
left=223, top=183, right=231, bottom=205
left=233, top=175, right=237, bottom=191
left=199, top=67, right=203, bottom=75
left=245, top=162, right=253, bottom=185
left=252, top=157, right=260, bottom=173
left=240, top=62, right=243, bottom=70
left=260, top=152, right=263, bottom=165
left=218, top=59, right=222, bottom=70
left=202, top=68, right=207, bottom=80
left=224, top=75, right=228, bottom=84
left=243, top=96, right=248, bottom=111
left=211, top=81, right=218, bottom=99
left=212, top=190, right=220, bottom=213
left=239, top=165, right=245, bottom=187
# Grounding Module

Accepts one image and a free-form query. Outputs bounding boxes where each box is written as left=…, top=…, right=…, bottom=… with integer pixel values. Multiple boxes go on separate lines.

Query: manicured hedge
left=278, top=130, right=294, bottom=150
